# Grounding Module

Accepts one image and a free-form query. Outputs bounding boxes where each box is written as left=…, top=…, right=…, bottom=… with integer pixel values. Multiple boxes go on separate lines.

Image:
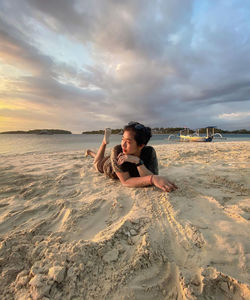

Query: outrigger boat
left=168, top=126, right=225, bottom=142
left=180, top=127, right=214, bottom=142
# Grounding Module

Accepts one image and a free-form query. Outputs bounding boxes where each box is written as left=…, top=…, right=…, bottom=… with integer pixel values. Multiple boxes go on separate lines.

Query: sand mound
left=0, top=142, right=249, bottom=299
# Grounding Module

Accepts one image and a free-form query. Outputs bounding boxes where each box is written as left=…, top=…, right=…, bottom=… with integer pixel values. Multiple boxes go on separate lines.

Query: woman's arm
left=116, top=171, right=177, bottom=192
left=116, top=171, right=153, bottom=187
left=113, top=149, right=177, bottom=192
left=117, top=154, right=153, bottom=176
left=137, top=164, right=153, bottom=176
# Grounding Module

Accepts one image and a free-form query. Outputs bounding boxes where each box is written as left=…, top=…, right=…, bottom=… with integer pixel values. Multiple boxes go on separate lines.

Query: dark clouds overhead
left=0, top=0, right=250, bottom=132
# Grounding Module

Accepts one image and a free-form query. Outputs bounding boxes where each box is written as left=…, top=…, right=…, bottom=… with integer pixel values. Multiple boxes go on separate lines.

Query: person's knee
left=94, top=161, right=99, bottom=171
left=94, top=161, right=103, bottom=173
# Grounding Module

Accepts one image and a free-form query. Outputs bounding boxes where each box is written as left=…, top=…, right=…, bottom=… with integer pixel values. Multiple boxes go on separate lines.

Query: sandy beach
left=0, top=141, right=249, bottom=300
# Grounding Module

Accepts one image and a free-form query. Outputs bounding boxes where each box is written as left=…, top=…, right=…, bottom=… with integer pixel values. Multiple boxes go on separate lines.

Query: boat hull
left=180, top=135, right=213, bottom=142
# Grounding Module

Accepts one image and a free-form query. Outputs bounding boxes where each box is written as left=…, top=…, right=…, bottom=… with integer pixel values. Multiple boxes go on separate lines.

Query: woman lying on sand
left=86, top=121, right=177, bottom=192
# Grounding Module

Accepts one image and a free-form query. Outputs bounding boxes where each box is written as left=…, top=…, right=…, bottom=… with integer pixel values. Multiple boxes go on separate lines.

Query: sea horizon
left=0, top=133, right=250, bottom=156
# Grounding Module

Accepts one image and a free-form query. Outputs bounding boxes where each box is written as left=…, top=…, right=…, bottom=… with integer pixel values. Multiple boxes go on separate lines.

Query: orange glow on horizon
left=0, top=115, right=49, bottom=132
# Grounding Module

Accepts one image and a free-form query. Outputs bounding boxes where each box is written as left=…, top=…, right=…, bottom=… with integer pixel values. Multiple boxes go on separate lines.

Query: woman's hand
left=117, top=153, right=139, bottom=165
left=152, top=175, right=178, bottom=192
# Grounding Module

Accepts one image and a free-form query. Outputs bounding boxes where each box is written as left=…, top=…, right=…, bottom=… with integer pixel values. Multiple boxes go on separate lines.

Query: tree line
left=82, top=128, right=250, bottom=134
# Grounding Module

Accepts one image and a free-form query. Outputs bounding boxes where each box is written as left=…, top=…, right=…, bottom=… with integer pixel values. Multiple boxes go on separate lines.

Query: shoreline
left=0, top=141, right=249, bottom=299
left=0, top=137, right=250, bottom=157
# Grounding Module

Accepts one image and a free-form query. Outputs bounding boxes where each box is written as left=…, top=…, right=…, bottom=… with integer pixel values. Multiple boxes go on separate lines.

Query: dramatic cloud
left=0, top=0, right=250, bottom=132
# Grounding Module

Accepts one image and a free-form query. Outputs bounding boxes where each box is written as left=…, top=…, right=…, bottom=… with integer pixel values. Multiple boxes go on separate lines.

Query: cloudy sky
left=0, top=0, right=250, bottom=133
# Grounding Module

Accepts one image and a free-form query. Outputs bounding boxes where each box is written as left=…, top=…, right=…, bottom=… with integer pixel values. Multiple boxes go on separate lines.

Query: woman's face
left=121, top=130, right=143, bottom=155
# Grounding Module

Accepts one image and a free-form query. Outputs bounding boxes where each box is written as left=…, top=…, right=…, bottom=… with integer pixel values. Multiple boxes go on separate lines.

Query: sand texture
left=0, top=141, right=250, bottom=300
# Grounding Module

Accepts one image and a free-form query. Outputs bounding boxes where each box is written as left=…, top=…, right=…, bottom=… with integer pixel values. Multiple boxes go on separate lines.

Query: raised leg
left=93, top=128, right=111, bottom=164
left=93, top=141, right=107, bottom=165
left=86, top=128, right=111, bottom=172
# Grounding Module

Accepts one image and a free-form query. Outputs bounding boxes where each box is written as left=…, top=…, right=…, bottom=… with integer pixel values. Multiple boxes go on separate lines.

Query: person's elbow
left=120, top=179, right=133, bottom=188
left=121, top=180, right=131, bottom=187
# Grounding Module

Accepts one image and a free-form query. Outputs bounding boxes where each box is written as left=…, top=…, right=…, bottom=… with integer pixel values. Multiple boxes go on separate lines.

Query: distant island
left=82, top=128, right=250, bottom=134
left=0, top=129, right=72, bottom=135
left=1, top=128, right=249, bottom=135
left=82, top=129, right=122, bottom=135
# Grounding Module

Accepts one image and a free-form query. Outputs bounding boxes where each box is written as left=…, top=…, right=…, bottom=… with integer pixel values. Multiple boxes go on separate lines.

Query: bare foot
left=85, top=149, right=90, bottom=157
left=85, top=149, right=96, bottom=158
left=103, top=128, right=111, bottom=144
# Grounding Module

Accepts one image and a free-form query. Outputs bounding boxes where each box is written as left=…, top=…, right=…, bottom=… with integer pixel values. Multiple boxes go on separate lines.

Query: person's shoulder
left=144, top=145, right=155, bottom=150
left=141, top=146, right=157, bottom=159
left=142, top=145, right=156, bottom=153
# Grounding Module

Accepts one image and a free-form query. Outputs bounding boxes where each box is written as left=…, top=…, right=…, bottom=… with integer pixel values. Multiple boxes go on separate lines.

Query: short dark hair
left=123, top=121, right=152, bottom=146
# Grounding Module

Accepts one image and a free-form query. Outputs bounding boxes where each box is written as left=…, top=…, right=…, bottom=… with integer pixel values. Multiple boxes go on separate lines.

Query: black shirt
left=112, top=144, right=158, bottom=177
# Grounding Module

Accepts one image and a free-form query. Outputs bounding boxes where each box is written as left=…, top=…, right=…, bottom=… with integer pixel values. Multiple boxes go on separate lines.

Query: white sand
left=0, top=141, right=249, bottom=300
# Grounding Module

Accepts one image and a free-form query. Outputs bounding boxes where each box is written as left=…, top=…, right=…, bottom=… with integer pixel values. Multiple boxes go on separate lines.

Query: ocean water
left=0, top=133, right=250, bottom=156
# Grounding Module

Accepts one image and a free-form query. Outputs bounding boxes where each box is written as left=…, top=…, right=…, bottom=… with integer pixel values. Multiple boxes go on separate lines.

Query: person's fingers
left=157, top=180, right=177, bottom=192
left=168, top=181, right=178, bottom=189
left=167, top=181, right=178, bottom=191
left=117, top=157, right=123, bottom=165
left=163, top=181, right=173, bottom=191
left=166, top=182, right=174, bottom=190
left=170, top=183, right=177, bottom=191
left=167, top=183, right=177, bottom=192
left=163, top=185, right=171, bottom=192
left=161, top=186, right=168, bottom=192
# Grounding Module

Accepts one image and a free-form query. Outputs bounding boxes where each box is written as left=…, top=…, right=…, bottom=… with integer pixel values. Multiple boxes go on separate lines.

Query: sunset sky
left=0, top=0, right=250, bottom=133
